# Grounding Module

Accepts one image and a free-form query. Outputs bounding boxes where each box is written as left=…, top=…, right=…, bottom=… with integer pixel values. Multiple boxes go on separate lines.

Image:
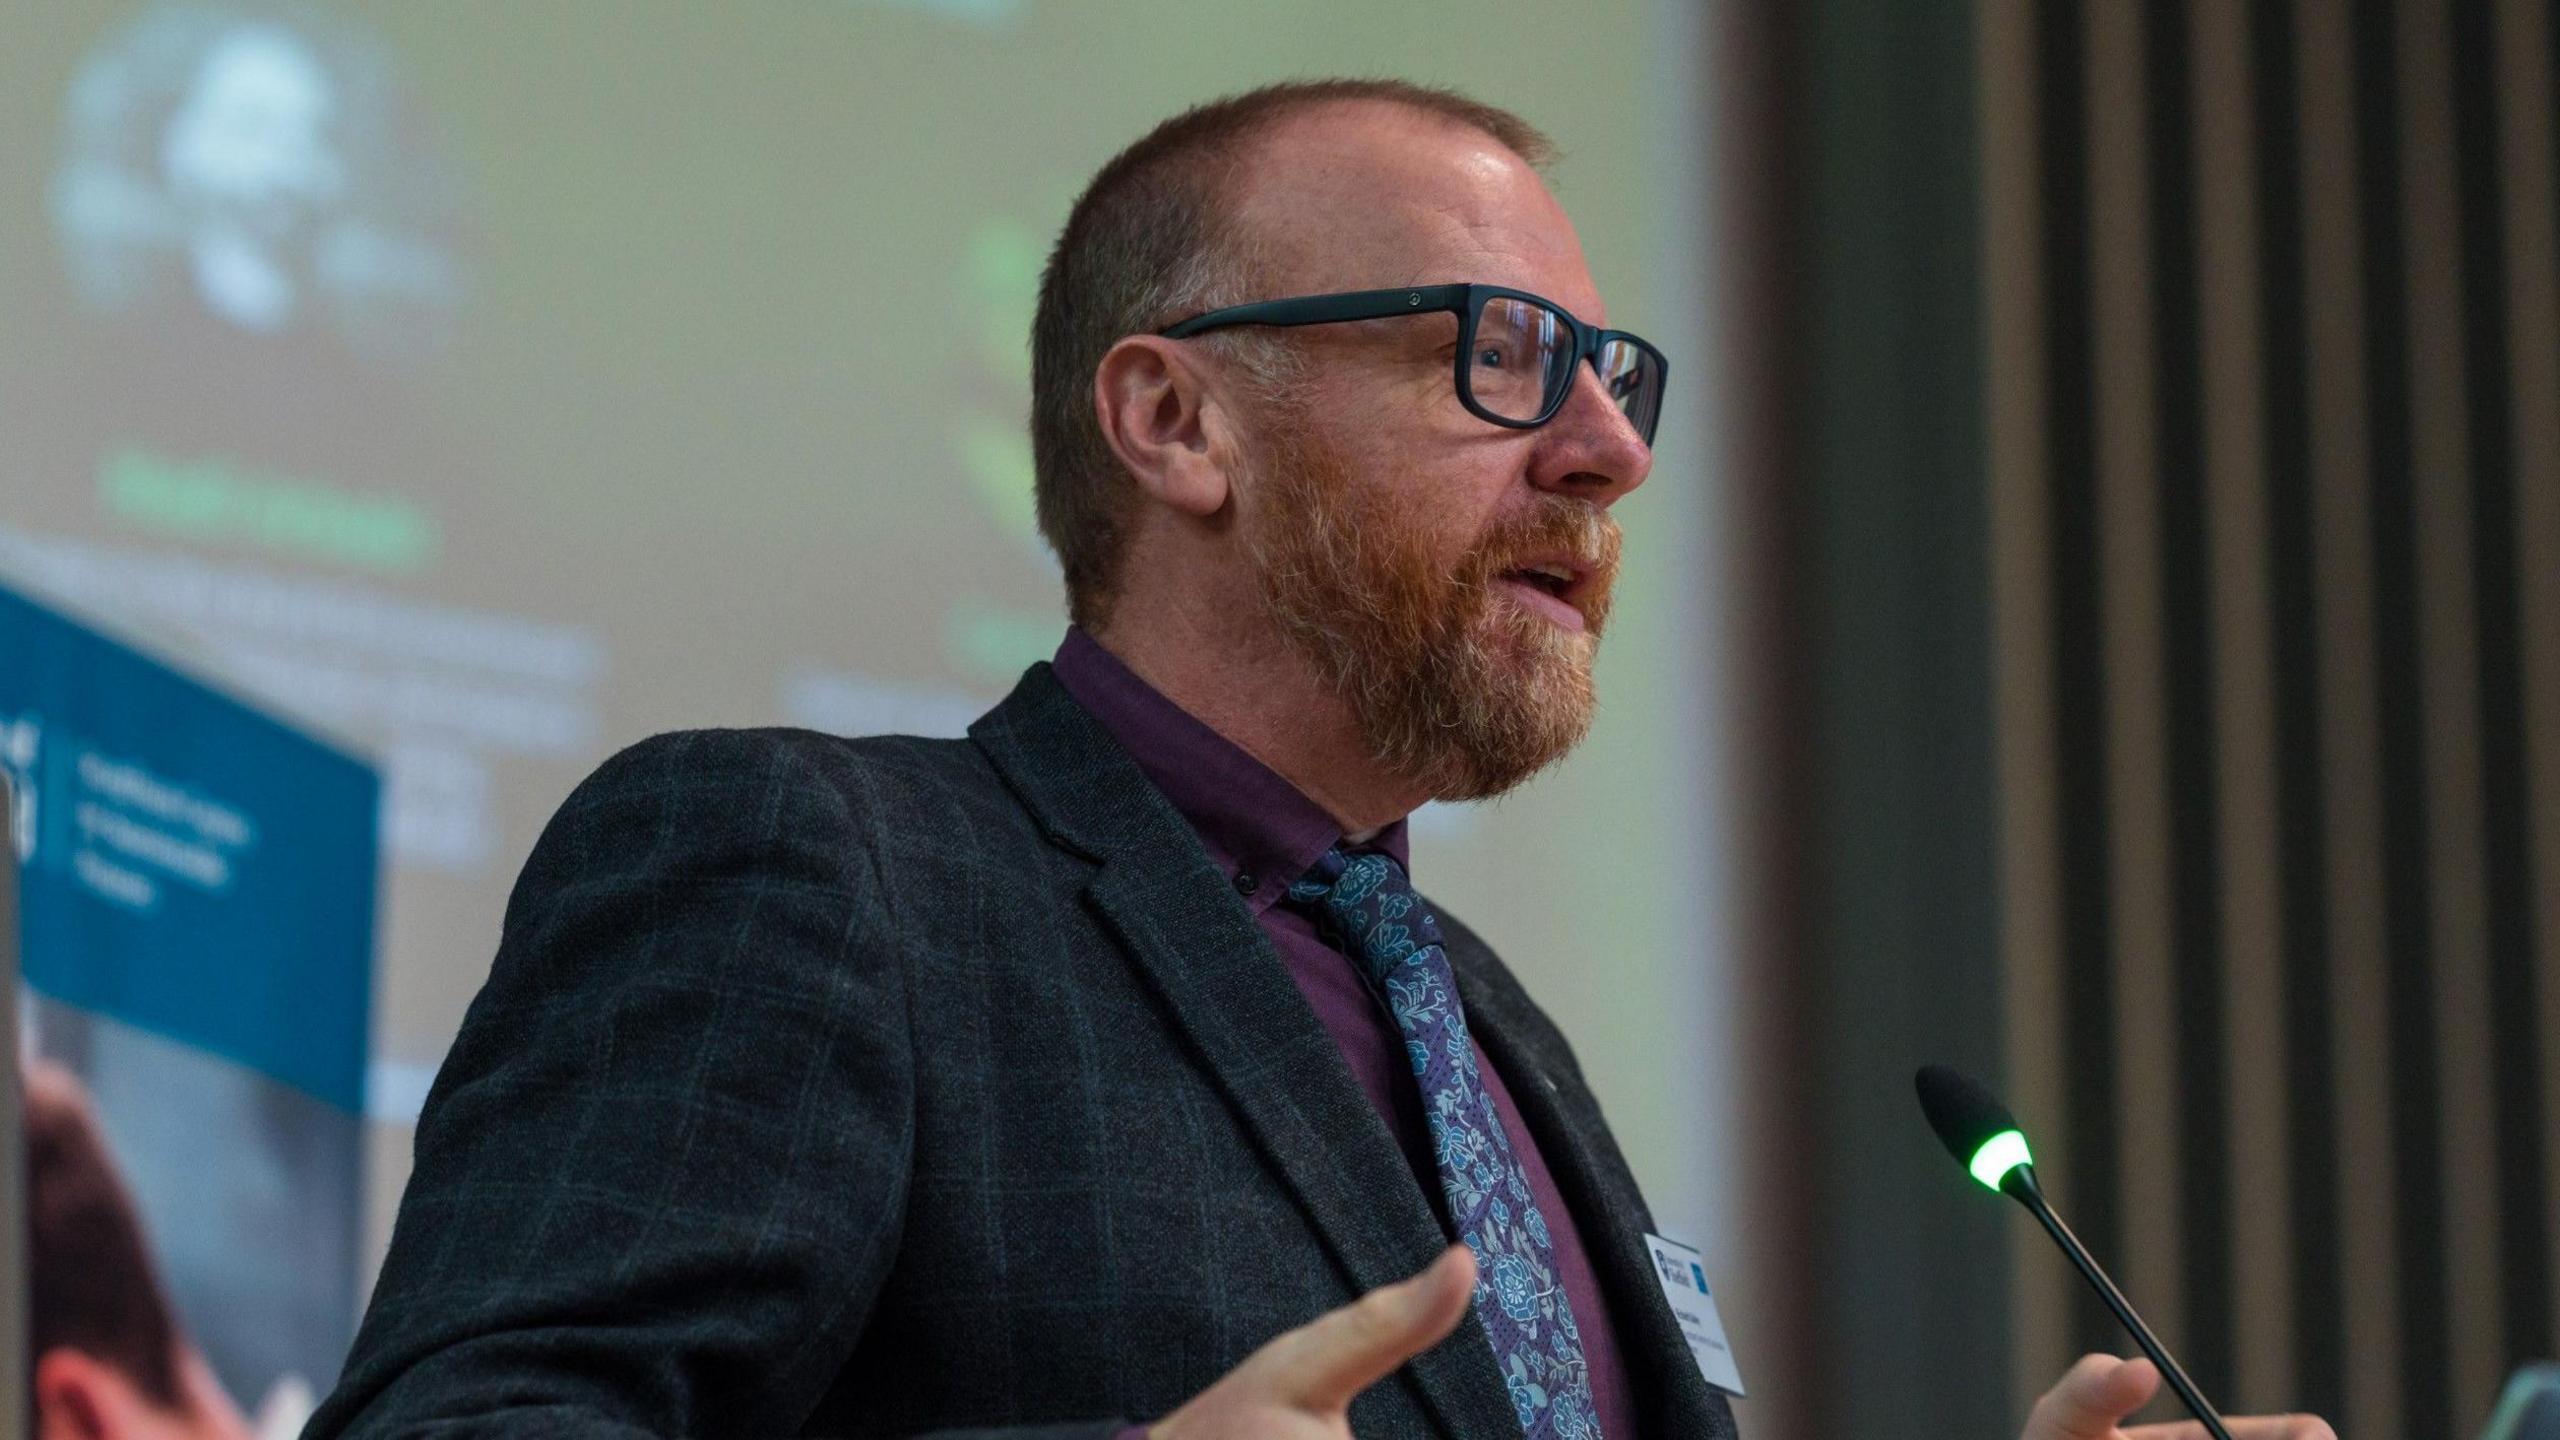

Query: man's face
left=1222, top=104, right=1654, bottom=800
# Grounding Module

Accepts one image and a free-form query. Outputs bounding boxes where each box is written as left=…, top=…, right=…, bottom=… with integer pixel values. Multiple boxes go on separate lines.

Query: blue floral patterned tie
left=1289, top=847, right=1604, bottom=1440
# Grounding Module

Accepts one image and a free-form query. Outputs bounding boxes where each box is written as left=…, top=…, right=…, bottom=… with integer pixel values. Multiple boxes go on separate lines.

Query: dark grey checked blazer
left=307, top=663, right=1741, bottom=1440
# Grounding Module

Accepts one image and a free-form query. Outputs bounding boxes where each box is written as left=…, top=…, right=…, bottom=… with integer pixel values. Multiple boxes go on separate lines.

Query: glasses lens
left=1467, top=295, right=1574, bottom=424
left=1597, top=337, right=1664, bottom=444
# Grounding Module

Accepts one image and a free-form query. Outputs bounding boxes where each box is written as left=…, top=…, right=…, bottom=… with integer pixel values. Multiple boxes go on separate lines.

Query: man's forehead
left=1228, top=101, right=1604, bottom=321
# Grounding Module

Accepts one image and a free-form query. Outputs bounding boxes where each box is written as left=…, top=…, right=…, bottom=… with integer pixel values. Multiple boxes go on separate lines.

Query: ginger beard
left=1241, top=419, right=1620, bottom=801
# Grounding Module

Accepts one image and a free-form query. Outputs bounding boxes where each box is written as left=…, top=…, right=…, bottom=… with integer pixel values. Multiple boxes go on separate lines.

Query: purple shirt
left=1053, top=629, right=1639, bottom=1440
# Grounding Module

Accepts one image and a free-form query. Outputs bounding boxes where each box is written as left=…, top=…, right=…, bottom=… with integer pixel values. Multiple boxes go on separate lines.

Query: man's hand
left=2023, top=1355, right=2339, bottom=1440
left=1147, top=1246, right=1475, bottom=1439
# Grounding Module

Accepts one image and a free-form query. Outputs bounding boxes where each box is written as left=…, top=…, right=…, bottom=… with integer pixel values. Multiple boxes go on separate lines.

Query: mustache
left=1461, top=499, right=1622, bottom=586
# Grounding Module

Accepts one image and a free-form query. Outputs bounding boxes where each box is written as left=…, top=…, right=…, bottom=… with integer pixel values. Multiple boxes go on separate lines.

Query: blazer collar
left=971, top=664, right=1523, bottom=1439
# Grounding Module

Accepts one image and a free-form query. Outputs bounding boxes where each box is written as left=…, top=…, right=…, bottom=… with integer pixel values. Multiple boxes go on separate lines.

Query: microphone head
left=1915, top=1064, right=2035, bottom=1191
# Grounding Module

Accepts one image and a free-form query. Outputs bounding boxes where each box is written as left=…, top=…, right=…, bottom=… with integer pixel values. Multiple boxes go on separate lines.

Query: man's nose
left=1530, top=362, right=1652, bottom=507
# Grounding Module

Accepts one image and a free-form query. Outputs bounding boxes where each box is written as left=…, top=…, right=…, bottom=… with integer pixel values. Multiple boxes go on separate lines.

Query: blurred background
left=2, top=2, right=2554, bottom=1439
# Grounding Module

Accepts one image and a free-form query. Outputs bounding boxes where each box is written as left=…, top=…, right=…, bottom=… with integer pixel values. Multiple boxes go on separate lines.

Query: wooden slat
left=2295, top=1, right=2403, bottom=1433
left=2393, top=0, right=2506, bottom=1422
left=1978, top=0, right=2072, bottom=1416
left=2085, top=0, right=2185, bottom=1361
left=2190, top=0, right=2295, bottom=1409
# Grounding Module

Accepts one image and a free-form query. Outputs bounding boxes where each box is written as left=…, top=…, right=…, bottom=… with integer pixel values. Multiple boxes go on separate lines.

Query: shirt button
left=1232, top=870, right=1258, bottom=894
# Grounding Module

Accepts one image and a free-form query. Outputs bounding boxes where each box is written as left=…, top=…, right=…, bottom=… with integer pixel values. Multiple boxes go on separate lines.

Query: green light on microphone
left=1968, top=1128, right=2033, bottom=1190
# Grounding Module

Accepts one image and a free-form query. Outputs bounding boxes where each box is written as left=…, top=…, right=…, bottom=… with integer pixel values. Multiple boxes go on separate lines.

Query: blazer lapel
left=1445, top=927, right=1743, bottom=1440
left=973, top=666, right=1523, bottom=1440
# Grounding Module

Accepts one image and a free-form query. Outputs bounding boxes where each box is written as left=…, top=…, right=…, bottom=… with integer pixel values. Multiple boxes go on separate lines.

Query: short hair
left=24, top=1062, right=186, bottom=1413
left=1030, top=79, right=1554, bottom=627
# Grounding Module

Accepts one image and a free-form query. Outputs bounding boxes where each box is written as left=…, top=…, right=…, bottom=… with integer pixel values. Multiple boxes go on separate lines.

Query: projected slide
left=0, top=0, right=1718, bottom=1261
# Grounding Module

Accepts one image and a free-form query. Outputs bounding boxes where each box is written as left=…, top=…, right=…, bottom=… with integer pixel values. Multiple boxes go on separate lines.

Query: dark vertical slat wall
left=1974, top=0, right=2560, bottom=1436
left=1760, top=1, right=2559, bottom=1435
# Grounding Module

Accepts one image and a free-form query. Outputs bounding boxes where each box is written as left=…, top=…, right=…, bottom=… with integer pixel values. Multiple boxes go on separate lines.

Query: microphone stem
left=2008, top=1170, right=2235, bottom=1440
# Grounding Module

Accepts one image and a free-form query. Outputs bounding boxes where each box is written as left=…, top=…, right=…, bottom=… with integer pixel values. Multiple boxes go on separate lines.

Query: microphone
left=1913, top=1064, right=2235, bottom=1440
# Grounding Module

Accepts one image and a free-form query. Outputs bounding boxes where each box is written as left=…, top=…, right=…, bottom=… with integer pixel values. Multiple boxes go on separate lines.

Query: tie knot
left=1287, top=846, right=1444, bottom=982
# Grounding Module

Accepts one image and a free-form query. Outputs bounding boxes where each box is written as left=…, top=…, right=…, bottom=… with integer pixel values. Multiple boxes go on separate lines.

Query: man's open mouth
left=1505, top=562, right=1578, bottom=599
left=1494, top=558, right=1594, bottom=632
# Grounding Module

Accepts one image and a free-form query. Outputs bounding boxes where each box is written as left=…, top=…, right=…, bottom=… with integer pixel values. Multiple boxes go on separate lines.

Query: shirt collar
left=1049, top=627, right=1411, bottom=914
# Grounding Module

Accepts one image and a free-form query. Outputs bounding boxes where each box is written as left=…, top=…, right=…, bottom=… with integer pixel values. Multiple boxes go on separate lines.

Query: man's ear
left=1092, top=335, right=1236, bottom=520
left=33, top=1347, right=135, bottom=1440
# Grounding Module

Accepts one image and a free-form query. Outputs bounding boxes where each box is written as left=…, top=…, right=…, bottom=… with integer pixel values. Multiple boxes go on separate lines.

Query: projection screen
left=0, top=0, right=1738, bottom=1315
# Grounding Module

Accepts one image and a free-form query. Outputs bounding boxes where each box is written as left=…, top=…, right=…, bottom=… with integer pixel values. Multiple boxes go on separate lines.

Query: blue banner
left=1, top=580, right=377, bottom=1111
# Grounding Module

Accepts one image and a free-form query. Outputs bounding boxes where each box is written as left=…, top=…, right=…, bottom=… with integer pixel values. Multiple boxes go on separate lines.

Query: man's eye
left=1475, top=344, right=1513, bottom=369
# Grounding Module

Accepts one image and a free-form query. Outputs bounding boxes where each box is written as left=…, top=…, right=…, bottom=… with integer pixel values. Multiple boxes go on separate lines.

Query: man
left=307, top=81, right=2333, bottom=1440
left=25, top=1061, right=255, bottom=1440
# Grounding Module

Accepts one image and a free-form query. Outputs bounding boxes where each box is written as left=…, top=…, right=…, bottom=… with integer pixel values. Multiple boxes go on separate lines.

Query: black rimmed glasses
left=1158, top=283, right=1668, bottom=447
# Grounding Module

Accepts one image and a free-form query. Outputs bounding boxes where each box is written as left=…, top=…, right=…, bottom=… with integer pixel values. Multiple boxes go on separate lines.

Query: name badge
left=1644, top=1232, right=1745, bottom=1396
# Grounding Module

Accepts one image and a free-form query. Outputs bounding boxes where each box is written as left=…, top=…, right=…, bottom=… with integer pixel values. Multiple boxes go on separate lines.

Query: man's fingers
left=1266, top=1246, right=1477, bottom=1414
left=2125, top=1417, right=2337, bottom=1440
left=2025, top=1355, right=2163, bottom=1440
